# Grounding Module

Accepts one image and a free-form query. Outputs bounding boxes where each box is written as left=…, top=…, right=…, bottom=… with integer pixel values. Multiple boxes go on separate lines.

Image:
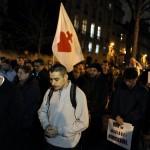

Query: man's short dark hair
left=87, top=63, right=102, bottom=72
left=1, top=58, right=10, bottom=64
left=123, top=67, right=138, bottom=80
left=50, top=64, right=67, bottom=76
left=18, top=65, right=32, bottom=73
left=34, top=59, right=44, bottom=65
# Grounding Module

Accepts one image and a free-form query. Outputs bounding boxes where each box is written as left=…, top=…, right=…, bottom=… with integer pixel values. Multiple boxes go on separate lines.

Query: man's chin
left=53, top=87, right=60, bottom=91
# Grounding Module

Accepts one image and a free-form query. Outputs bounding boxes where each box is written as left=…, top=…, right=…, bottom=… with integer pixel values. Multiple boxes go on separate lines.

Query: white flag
left=52, top=3, right=84, bottom=72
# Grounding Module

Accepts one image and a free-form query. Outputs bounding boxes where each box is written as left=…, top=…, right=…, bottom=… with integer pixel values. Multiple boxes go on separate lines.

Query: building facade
left=63, top=0, right=126, bottom=62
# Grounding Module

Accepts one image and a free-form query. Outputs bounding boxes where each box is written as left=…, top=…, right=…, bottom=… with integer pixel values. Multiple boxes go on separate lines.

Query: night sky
left=9, top=0, right=61, bottom=33
left=5, top=0, right=64, bottom=54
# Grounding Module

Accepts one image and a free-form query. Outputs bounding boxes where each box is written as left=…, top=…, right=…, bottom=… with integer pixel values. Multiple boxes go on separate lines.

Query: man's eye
left=50, top=79, right=59, bottom=82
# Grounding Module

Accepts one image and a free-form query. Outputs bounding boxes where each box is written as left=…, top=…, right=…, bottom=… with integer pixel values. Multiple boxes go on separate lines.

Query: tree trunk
left=38, top=28, right=42, bottom=58
left=132, top=15, right=140, bottom=58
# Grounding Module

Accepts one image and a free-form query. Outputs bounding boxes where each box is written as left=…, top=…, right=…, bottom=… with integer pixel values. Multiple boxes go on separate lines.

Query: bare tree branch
left=124, top=0, right=135, bottom=18
left=141, top=0, right=150, bottom=9
left=141, top=17, right=150, bottom=21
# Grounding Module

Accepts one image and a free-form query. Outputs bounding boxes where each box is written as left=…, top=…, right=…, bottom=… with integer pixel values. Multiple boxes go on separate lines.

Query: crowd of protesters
left=0, top=54, right=150, bottom=150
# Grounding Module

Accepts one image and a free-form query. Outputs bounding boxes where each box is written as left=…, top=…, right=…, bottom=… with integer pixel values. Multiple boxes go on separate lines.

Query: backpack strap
left=46, top=84, right=76, bottom=109
left=46, top=87, right=54, bottom=105
left=70, top=83, right=77, bottom=109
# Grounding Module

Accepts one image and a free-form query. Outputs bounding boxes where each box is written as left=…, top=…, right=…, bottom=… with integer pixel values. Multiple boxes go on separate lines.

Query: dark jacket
left=0, top=78, right=23, bottom=150
left=16, top=77, right=44, bottom=150
left=77, top=73, right=99, bottom=113
left=110, top=81, right=149, bottom=126
left=32, top=68, right=50, bottom=99
left=96, top=73, right=114, bottom=113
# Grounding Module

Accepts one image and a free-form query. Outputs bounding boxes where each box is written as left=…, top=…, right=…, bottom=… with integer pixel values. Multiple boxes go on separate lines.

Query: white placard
left=107, top=119, right=134, bottom=150
left=148, top=71, right=150, bottom=83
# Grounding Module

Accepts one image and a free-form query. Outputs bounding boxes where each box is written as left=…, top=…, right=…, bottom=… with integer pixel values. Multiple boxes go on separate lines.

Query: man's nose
left=51, top=80, right=55, bottom=86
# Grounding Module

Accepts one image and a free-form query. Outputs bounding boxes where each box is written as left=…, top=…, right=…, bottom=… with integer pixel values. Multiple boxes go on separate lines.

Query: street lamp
left=110, top=42, right=115, bottom=47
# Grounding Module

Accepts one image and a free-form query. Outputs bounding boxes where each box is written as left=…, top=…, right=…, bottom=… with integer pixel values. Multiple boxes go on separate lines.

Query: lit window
left=88, top=42, right=92, bottom=52
left=90, top=23, right=95, bottom=38
left=74, top=15, right=79, bottom=30
left=120, top=33, right=123, bottom=41
left=95, top=44, right=99, bottom=54
left=108, top=3, right=112, bottom=10
left=97, top=26, right=101, bottom=39
left=82, top=19, right=87, bottom=34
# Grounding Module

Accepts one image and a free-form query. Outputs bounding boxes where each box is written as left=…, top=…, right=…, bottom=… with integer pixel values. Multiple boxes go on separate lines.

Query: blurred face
left=34, top=62, right=43, bottom=72
left=17, top=58, right=24, bottom=66
left=17, top=68, right=29, bottom=81
left=102, top=62, right=109, bottom=74
left=124, top=78, right=137, bottom=89
left=129, top=58, right=136, bottom=67
left=77, top=64, right=85, bottom=75
left=49, top=71, right=68, bottom=91
left=88, top=68, right=98, bottom=77
left=112, top=68, right=120, bottom=78
left=1, top=62, right=10, bottom=71
left=25, top=63, right=33, bottom=71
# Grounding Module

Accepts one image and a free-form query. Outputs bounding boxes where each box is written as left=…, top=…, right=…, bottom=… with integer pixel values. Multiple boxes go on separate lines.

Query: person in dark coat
left=76, top=63, right=102, bottom=148
left=68, top=64, right=81, bottom=84
left=15, top=65, right=45, bottom=150
left=32, top=59, right=50, bottom=99
left=97, top=60, right=113, bottom=113
left=0, top=75, right=23, bottom=150
left=109, top=67, right=149, bottom=150
left=95, top=60, right=114, bottom=141
left=138, top=69, right=150, bottom=134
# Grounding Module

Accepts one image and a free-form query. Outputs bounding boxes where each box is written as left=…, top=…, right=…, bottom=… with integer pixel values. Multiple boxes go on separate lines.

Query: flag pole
left=52, top=55, right=55, bottom=65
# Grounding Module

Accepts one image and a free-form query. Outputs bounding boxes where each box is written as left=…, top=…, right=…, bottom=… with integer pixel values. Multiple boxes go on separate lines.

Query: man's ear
left=64, top=74, right=68, bottom=81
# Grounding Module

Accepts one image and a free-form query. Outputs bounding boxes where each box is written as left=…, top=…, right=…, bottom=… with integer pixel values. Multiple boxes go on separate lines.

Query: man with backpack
left=38, top=64, right=89, bottom=150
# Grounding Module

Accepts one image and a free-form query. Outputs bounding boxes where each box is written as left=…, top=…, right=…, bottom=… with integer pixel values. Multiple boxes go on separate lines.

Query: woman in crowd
left=15, top=65, right=45, bottom=150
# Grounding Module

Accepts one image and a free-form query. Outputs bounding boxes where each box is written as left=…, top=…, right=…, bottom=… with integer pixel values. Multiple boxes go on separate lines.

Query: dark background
left=3, top=0, right=64, bottom=54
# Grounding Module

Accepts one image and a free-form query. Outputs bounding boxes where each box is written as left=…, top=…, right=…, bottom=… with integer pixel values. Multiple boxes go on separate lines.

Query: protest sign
left=107, top=119, right=134, bottom=150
